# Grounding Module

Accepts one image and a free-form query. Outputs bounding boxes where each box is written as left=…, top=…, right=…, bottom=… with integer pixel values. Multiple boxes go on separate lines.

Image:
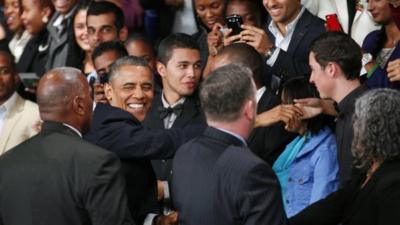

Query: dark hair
left=200, top=64, right=255, bottom=122
left=37, top=0, right=54, bottom=9
left=193, top=0, right=227, bottom=31
left=87, top=1, right=125, bottom=31
left=282, top=77, right=326, bottom=134
left=125, top=32, right=155, bottom=54
left=157, top=33, right=200, bottom=64
left=0, top=50, right=16, bottom=72
left=217, top=43, right=265, bottom=87
left=225, top=0, right=263, bottom=27
left=91, top=41, right=128, bottom=63
left=310, top=32, right=362, bottom=80
left=71, top=0, right=91, bottom=70
left=108, top=56, right=152, bottom=83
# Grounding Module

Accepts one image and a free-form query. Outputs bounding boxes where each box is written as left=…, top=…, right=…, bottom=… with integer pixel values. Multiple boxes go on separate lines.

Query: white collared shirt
left=8, top=31, right=32, bottom=63
left=267, top=7, right=306, bottom=66
left=0, top=92, right=18, bottom=136
left=256, top=86, right=267, bottom=103
left=62, top=123, right=82, bottom=138
left=161, top=94, right=186, bottom=129
left=216, top=127, right=247, bottom=146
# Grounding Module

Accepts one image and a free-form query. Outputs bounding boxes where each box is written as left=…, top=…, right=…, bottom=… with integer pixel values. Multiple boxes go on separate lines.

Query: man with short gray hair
left=172, top=64, right=287, bottom=225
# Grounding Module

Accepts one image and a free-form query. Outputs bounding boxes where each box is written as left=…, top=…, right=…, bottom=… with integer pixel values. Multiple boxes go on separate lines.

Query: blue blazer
left=362, top=29, right=400, bottom=90
left=265, top=9, right=325, bottom=83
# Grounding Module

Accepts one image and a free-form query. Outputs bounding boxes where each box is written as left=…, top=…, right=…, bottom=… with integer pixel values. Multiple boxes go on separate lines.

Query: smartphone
left=326, top=14, right=343, bottom=32
left=225, top=14, right=243, bottom=35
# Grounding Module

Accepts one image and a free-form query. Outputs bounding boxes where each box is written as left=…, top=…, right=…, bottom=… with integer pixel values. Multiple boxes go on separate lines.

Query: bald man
left=0, top=68, right=134, bottom=225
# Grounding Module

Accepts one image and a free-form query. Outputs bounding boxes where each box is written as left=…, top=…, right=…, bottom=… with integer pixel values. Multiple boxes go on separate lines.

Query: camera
left=225, top=14, right=243, bottom=36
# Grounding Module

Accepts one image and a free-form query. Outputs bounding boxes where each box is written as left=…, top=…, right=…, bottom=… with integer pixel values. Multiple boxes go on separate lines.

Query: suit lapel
left=172, top=96, right=202, bottom=128
left=287, top=10, right=312, bottom=55
left=145, top=95, right=165, bottom=129
left=203, top=127, right=245, bottom=147
left=40, top=121, right=81, bottom=138
left=0, top=95, right=25, bottom=152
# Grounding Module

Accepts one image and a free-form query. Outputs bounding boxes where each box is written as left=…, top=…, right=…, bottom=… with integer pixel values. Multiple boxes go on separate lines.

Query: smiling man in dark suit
left=172, top=64, right=287, bottom=225
left=0, top=67, right=133, bottom=225
left=239, top=0, right=325, bottom=89
left=143, top=33, right=206, bottom=216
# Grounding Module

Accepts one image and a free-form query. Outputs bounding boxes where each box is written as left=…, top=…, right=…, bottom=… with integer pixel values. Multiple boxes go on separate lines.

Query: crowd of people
left=1, top=0, right=400, bottom=225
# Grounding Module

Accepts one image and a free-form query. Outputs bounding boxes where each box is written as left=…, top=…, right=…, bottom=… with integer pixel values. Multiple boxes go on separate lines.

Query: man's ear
left=243, top=99, right=256, bottom=122
left=72, top=96, right=85, bottom=116
left=119, top=26, right=128, bottom=42
left=325, top=62, right=338, bottom=78
left=157, top=61, right=167, bottom=78
left=104, top=83, right=113, bottom=102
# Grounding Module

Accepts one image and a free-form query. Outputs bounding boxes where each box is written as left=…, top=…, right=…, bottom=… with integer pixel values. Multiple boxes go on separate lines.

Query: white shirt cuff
left=163, top=181, right=170, bottom=200
left=143, top=213, right=158, bottom=225
left=266, top=48, right=281, bottom=67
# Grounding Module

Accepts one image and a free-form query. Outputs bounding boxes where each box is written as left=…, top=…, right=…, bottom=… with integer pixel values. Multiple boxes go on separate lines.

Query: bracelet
left=367, top=63, right=380, bottom=78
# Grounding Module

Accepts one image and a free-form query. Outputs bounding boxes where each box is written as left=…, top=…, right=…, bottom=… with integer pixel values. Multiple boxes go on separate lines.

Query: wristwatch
left=265, top=46, right=277, bottom=60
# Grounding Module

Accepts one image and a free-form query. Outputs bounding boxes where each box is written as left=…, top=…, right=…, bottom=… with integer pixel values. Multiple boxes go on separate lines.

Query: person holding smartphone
left=220, top=0, right=325, bottom=92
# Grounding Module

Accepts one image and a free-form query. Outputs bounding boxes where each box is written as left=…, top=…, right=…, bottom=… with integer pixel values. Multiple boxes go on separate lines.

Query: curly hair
left=352, top=89, right=400, bottom=170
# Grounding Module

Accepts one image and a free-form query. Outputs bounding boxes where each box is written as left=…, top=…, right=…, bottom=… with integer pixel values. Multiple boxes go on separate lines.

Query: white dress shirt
left=267, top=7, right=306, bottom=67
left=0, top=92, right=18, bottom=136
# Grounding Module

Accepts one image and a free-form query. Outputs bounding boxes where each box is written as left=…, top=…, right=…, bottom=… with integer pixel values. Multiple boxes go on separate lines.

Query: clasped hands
left=255, top=98, right=335, bottom=132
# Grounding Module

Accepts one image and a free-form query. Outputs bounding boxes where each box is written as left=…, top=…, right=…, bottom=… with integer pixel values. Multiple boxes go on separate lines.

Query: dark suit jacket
left=84, top=103, right=205, bottom=222
left=84, top=103, right=202, bottom=160
left=45, top=10, right=81, bottom=71
left=144, top=94, right=206, bottom=182
left=248, top=88, right=297, bottom=166
left=0, top=122, right=133, bottom=225
left=144, top=94, right=206, bottom=211
left=265, top=9, right=325, bottom=84
left=84, top=103, right=160, bottom=224
left=17, top=29, right=49, bottom=77
left=172, top=127, right=287, bottom=225
left=289, top=160, right=400, bottom=225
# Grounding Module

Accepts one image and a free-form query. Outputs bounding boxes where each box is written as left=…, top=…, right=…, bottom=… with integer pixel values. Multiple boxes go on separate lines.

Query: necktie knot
left=158, top=104, right=183, bottom=119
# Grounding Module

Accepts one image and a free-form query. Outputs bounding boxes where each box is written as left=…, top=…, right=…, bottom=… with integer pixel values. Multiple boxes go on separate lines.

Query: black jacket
left=0, top=122, right=133, bottom=225
left=290, top=160, right=400, bottom=225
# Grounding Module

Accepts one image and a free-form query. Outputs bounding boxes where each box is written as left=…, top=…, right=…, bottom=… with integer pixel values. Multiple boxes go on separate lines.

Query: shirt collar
left=256, top=86, right=267, bottom=103
left=62, top=123, right=82, bottom=138
left=52, top=5, right=78, bottom=27
left=161, top=93, right=186, bottom=108
left=1, top=92, right=18, bottom=112
left=215, top=127, right=247, bottom=146
left=337, top=84, right=369, bottom=115
left=268, top=7, right=305, bottom=37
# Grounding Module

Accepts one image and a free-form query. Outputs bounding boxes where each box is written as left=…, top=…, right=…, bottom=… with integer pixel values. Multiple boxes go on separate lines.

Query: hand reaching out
left=255, top=104, right=303, bottom=128
left=294, top=98, right=337, bottom=117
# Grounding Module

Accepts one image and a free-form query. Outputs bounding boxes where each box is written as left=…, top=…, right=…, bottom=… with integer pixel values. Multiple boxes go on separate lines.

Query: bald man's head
left=209, top=43, right=265, bottom=88
left=37, top=68, right=93, bottom=134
